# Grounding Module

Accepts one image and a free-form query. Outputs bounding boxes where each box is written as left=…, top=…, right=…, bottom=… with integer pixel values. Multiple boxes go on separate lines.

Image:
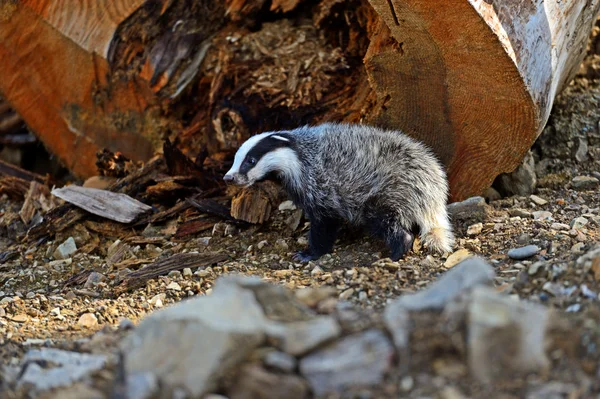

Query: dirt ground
left=1, top=20, right=600, bottom=399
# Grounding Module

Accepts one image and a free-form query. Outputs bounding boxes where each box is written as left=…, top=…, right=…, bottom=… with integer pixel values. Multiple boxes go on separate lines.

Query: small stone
left=339, top=288, right=355, bottom=301
left=299, top=329, right=393, bottom=396
left=275, top=239, right=289, bottom=251
left=53, top=237, right=77, bottom=260
left=212, top=222, right=227, bottom=237
left=50, top=307, right=61, bottom=316
left=278, top=200, right=297, bottom=211
left=182, top=268, right=193, bottom=277
left=197, top=237, right=211, bottom=246
left=149, top=293, right=166, bottom=306
left=311, top=266, right=324, bottom=276
left=507, top=245, right=539, bottom=260
left=166, top=282, right=182, bottom=291
left=532, top=211, right=553, bottom=220
left=529, top=195, right=548, bottom=206
left=466, top=223, right=483, bottom=236
left=509, top=208, right=531, bottom=218
left=263, top=351, right=297, bottom=373
left=78, top=313, right=98, bottom=329
left=444, top=249, right=471, bottom=268
left=10, top=314, right=28, bottom=323
left=571, top=242, right=585, bottom=253
left=483, top=187, right=502, bottom=202
left=224, top=224, right=238, bottom=236
left=496, top=151, right=536, bottom=196
left=400, top=376, right=414, bottom=392
left=570, top=216, right=588, bottom=230
left=448, top=196, right=489, bottom=223
left=550, top=222, right=570, bottom=231
left=575, top=137, right=589, bottom=162
left=295, top=287, right=337, bottom=308
left=528, top=261, right=544, bottom=275
left=257, top=240, right=269, bottom=250
left=572, top=176, right=599, bottom=190
left=515, top=233, right=531, bottom=245
left=297, top=236, right=308, bottom=246
left=84, top=272, right=106, bottom=289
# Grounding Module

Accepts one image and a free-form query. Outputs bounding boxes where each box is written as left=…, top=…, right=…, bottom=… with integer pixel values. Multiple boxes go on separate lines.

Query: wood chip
left=19, top=181, right=49, bottom=224
left=114, top=252, right=227, bottom=294
left=52, top=186, right=152, bottom=223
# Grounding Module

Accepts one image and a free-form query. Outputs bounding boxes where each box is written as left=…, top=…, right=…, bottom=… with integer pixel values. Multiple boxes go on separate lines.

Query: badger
left=223, top=123, right=454, bottom=262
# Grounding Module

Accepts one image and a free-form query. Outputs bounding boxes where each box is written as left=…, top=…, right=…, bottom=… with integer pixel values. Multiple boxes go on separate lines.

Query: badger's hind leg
left=366, top=213, right=414, bottom=261
left=293, top=216, right=340, bottom=262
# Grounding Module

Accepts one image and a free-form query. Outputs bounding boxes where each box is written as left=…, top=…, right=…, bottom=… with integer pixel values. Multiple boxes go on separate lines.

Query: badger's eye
left=248, top=157, right=257, bottom=165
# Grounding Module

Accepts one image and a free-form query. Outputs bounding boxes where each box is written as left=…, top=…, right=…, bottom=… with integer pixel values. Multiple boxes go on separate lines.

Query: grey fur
left=224, top=123, right=455, bottom=261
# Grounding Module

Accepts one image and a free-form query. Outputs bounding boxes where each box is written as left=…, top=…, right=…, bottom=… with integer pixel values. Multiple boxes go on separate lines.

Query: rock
left=227, top=365, right=308, bottom=399
left=266, top=316, right=341, bottom=356
left=310, top=266, right=324, bottom=276
left=263, top=350, right=297, bottom=373
left=528, top=261, right=544, bottom=275
left=467, top=287, right=550, bottom=382
left=84, top=272, right=106, bottom=289
left=495, top=151, right=536, bottom=196
left=123, top=276, right=267, bottom=397
left=182, top=268, right=193, bottom=277
left=257, top=240, right=269, bottom=250
left=571, top=242, right=585, bottom=253
left=212, top=222, right=227, bottom=237
left=339, top=288, right=355, bottom=300
left=295, top=286, right=337, bottom=308
left=483, top=187, right=502, bottom=202
left=570, top=216, right=588, bottom=230
left=550, top=222, right=570, bottom=230
left=285, top=209, right=304, bottom=231
left=10, top=314, right=28, bottom=323
left=78, top=313, right=98, bottom=329
left=17, top=348, right=107, bottom=391
left=278, top=200, right=297, bottom=211
left=275, top=239, right=289, bottom=250
left=53, top=237, right=77, bottom=260
left=532, top=211, right=553, bottom=220
left=572, top=175, right=599, bottom=190
left=509, top=208, right=532, bottom=218
left=224, top=224, right=238, bottom=236
left=574, top=137, right=589, bottom=162
left=444, top=249, right=472, bottom=268
left=529, top=194, right=547, bottom=206
left=385, top=257, right=495, bottom=312
left=466, top=223, right=483, bottom=236
left=126, top=372, right=159, bottom=399
left=299, top=329, right=394, bottom=396
left=447, top=196, right=490, bottom=223
left=507, top=245, right=539, bottom=260
left=166, top=282, right=182, bottom=291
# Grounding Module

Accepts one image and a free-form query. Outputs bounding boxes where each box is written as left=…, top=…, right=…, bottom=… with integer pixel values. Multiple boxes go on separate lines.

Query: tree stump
left=0, top=0, right=598, bottom=201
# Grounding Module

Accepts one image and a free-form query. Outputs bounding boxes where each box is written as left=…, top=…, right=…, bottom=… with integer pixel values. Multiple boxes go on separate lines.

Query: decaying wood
left=51, top=186, right=153, bottom=223
left=186, top=197, right=245, bottom=225
left=0, top=159, right=46, bottom=183
left=0, top=176, right=30, bottom=200
left=1, top=0, right=599, bottom=201
left=230, top=181, right=281, bottom=224
left=175, top=218, right=217, bottom=238
left=114, top=252, right=228, bottom=294
left=19, top=181, right=50, bottom=224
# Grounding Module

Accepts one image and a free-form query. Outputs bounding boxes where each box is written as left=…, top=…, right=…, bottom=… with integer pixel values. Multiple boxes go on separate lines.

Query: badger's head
left=223, top=132, right=300, bottom=187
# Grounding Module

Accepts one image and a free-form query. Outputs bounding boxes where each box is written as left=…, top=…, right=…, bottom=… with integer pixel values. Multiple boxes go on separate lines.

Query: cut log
left=0, top=0, right=598, bottom=201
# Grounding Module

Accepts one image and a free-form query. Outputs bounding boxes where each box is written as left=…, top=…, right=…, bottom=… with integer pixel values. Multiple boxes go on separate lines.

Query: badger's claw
left=293, top=251, right=316, bottom=263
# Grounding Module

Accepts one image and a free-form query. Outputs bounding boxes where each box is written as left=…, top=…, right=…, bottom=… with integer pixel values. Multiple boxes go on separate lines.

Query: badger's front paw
left=292, top=250, right=318, bottom=263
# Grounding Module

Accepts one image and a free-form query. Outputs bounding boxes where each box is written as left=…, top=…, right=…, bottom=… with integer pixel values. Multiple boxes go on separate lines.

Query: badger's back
left=292, top=123, right=448, bottom=224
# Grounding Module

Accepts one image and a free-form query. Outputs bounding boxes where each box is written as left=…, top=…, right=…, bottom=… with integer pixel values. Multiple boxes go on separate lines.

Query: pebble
left=339, top=288, right=355, bottom=301
left=529, top=195, right=548, bottom=206
left=570, top=216, right=588, bottom=230
left=532, top=211, right=553, bottom=221
left=264, top=351, right=297, bottom=373
left=149, top=294, right=166, bottom=306
left=400, top=376, right=414, bottom=392
left=550, top=222, right=570, bottom=230
left=444, top=249, right=471, bottom=268
left=167, top=282, right=182, bottom=291
left=509, top=209, right=531, bottom=218
left=507, top=245, right=539, bottom=260
left=571, top=242, right=585, bottom=253
left=278, top=200, right=297, bottom=211
left=10, top=314, right=28, bottom=323
left=84, top=272, right=106, bottom=289
left=311, top=266, right=324, bottom=276
left=182, top=268, right=193, bottom=277
left=466, top=223, right=483, bottom=236
left=257, top=240, right=269, bottom=250
left=78, top=313, right=98, bottom=329
left=275, top=239, right=289, bottom=250
left=447, top=196, right=489, bottom=223
left=528, top=262, right=544, bottom=275
left=53, top=237, right=77, bottom=260
left=572, top=175, right=599, bottom=190
left=297, top=237, right=308, bottom=246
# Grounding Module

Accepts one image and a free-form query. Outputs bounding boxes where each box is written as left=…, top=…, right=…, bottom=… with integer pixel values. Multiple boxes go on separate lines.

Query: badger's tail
left=419, top=207, right=455, bottom=254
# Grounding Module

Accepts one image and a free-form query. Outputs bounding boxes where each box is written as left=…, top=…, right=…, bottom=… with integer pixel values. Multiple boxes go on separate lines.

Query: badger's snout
left=223, top=172, right=247, bottom=186
left=223, top=174, right=234, bottom=183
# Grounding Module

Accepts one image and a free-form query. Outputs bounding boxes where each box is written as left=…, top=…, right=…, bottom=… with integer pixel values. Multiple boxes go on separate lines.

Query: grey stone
left=278, top=200, right=297, bottom=211
left=496, top=151, right=536, bottom=196
left=447, top=196, right=490, bottom=223
left=266, top=316, right=341, bottom=356
left=299, top=329, right=394, bottom=396
left=84, top=272, right=106, bottom=289
left=532, top=211, right=553, bottom=220
left=53, top=237, right=77, bottom=260
left=529, top=194, right=547, bottom=206
left=17, top=349, right=107, bottom=391
left=570, top=216, right=588, bottom=230
left=572, top=175, right=599, bottom=190
left=126, top=372, right=159, bottom=399
left=509, top=208, right=532, bottom=218
left=574, top=137, right=589, bottom=162
left=468, top=287, right=550, bottom=382
left=123, top=276, right=267, bottom=397
left=507, top=245, right=540, bottom=260
left=385, top=257, right=495, bottom=312
left=263, top=350, right=297, bottom=373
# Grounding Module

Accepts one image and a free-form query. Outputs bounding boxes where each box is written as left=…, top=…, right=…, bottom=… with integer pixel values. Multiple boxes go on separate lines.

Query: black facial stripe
left=240, top=134, right=295, bottom=174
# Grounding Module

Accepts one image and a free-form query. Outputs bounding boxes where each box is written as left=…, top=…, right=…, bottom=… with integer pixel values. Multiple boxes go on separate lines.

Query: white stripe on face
left=225, top=132, right=272, bottom=176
